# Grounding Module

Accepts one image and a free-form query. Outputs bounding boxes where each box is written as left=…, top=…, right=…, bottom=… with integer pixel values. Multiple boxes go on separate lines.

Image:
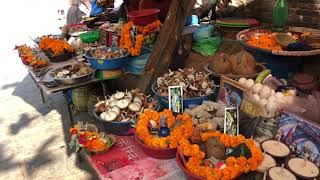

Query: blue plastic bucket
left=151, top=82, right=213, bottom=109
left=85, top=47, right=130, bottom=70
left=186, top=15, right=199, bottom=26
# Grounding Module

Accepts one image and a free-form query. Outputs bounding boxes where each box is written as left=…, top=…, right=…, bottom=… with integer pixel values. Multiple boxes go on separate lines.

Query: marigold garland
left=136, top=109, right=193, bottom=149
left=39, top=37, right=74, bottom=56
left=120, top=20, right=161, bottom=56
left=178, top=131, right=264, bottom=180
left=15, top=45, right=47, bottom=69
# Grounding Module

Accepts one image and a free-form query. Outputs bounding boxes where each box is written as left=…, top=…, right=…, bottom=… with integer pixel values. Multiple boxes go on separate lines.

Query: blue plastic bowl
left=85, top=47, right=130, bottom=70
left=151, top=82, right=213, bottom=109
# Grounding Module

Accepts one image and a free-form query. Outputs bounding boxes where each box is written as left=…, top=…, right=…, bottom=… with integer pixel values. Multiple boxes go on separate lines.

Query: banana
left=256, top=69, right=271, bottom=83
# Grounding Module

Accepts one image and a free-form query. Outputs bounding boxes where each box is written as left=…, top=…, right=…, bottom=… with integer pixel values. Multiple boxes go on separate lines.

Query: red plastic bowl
left=176, top=152, right=205, bottom=180
left=134, top=134, right=177, bottom=159
left=127, top=9, right=160, bottom=25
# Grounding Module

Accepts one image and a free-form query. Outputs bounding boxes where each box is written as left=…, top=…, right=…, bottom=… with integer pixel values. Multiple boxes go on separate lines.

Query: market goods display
left=69, top=123, right=116, bottom=154
left=238, top=76, right=296, bottom=117
left=208, top=51, right=261, bottom=77
left=287, top=157, right=319, bottom=179
left=85, top=47, right=130, bottom=70
left=261, top=140, right=290, bottom=158
left=39, top=37, right=74, bottom=56
left=95, top=89, right=158, bottom=122
left=136, top=110, right=193, bottom=149
left=184, top=101, right=225, bottom=130
left=267, top=165, right=296, bottom=180
left=240, top=28, right=320, bottom=52
left=120, top=20, right=161, bottom=56
left=15, top=45, right=48, bottom=69
left=54, top=63, right=93, bottom=79
left=155, top=68, right=214, bottom=98
left=88, top=46, right=127, bottom=59
left=178, top=131, right=263, bottom=180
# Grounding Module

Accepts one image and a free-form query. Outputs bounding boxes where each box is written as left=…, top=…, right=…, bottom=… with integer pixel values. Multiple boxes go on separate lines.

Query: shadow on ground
left=5, top=75, right=99, bottom=179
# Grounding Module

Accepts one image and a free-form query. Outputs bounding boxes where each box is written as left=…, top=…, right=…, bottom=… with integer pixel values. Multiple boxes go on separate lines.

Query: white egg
left=246, top=79, right=255, bottom=89
left=252, top=83, right=263, bottom=94
left=252, top=93, right=261, bottom=102
left=268, top=96, right=276, bottom=102
left=266, top=101, right=278, bottom=115
left=270, top=89, right=275, bottom=96
left=238, top=78, right=247, bottom=86
left=275, top=92, right=284, bottom=99
left=259, top=99, right=268, bottom=107
left=259, top=86, right=271, bottom=99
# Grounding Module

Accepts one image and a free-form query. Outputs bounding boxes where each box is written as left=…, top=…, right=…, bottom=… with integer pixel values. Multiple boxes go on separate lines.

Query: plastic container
left=272, top=0, right=288, bottom=32
left=85, top=47, right=130, bottom=70
left=93, top=110, right=134, bottom=136
left=72, top=87, right=89, bottom=112
left=193, top=25, right=214, bottom=42
left=127, top=9, right=160, bottom=25
left=176, top=152, right=205, bottom=180
left=151, top=82, right=213, bottom=109
left=80, top=30, right=100, bottom=43
left=134, top=135, right=177, bottom=159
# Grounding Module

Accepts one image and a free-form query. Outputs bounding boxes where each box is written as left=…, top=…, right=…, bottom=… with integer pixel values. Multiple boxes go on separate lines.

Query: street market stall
left=15, top=0, right=320, bottom=179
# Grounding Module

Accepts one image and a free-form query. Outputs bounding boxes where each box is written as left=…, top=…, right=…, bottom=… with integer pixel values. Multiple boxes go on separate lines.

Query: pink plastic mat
left=82, top=136, right=183, bottom=180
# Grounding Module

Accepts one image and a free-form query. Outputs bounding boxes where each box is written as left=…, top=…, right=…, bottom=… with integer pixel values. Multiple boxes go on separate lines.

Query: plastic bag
left=192, top=36, right=222, bottom=57
left=193, top=25, right=214, bottom=42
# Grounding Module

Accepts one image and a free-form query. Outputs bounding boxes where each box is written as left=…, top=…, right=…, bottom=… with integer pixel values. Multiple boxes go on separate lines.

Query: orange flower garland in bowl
left=39, top=37, right=74, bottom=56
left=178, top=131, right=264, bottom=180
left=135, top=109, right=193, bottom=149
left=120, top=20, right=161, bottom=56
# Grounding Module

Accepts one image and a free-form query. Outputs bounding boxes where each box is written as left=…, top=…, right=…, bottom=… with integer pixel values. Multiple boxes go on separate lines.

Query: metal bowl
left=52, top=64, right=94, bottom=85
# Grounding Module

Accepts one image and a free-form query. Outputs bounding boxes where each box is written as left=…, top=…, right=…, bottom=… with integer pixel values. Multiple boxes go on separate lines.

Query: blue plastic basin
left=151, top=82, right=213, bottom=109
left=85, top=47, right=130, bottom=70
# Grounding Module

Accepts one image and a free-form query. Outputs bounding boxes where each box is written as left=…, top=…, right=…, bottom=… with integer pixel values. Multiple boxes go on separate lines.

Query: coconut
left=287, top=158, right=319, bottom=179
left=232, top=51, right=257, bottom=76
left=261, top=140, right=290, bottom=158
left=209, top=53, right=232, bottom=74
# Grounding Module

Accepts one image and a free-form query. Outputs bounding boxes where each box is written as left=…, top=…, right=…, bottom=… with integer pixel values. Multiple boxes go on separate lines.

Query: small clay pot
left=291, top=73, right=318, bottom=93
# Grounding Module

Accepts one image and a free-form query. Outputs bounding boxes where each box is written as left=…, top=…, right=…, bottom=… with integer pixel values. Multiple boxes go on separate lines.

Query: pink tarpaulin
left=82, top=136, right=184, bottom=180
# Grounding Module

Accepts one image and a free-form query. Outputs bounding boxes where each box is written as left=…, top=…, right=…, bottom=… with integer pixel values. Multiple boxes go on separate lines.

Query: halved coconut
left=261, top=140, right=290, bottom=158
left=114, top=91, right=125, bottom=100
left=117, top=99, right=130, bottom=109
left=257, top=153, right=277, bottom=173
left=268, top=166, right=296, bottom=180
left=287, top=158, right=319, bottom=179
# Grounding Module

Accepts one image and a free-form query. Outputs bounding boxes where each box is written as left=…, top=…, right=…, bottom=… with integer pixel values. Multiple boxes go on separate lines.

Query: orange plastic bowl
left=134, top=134, right=177, bottom=159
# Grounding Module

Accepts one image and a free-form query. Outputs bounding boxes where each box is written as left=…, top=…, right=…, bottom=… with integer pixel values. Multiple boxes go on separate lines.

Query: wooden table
left=27, top=59, right=108, bottom=126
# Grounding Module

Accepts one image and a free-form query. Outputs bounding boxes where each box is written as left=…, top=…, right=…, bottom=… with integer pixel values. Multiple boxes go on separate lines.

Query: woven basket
left=237, top=26, right=320, bottom=56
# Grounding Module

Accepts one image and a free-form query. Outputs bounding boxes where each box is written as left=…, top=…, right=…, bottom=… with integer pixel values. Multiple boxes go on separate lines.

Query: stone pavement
left=0, top=0, right=99, bottom=179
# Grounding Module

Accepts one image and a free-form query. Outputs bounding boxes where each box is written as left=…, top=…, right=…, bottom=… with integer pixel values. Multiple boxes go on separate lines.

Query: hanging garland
left=120, top=20, right=161, bottom=56
left=178, top=131, right=264, bottom=180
